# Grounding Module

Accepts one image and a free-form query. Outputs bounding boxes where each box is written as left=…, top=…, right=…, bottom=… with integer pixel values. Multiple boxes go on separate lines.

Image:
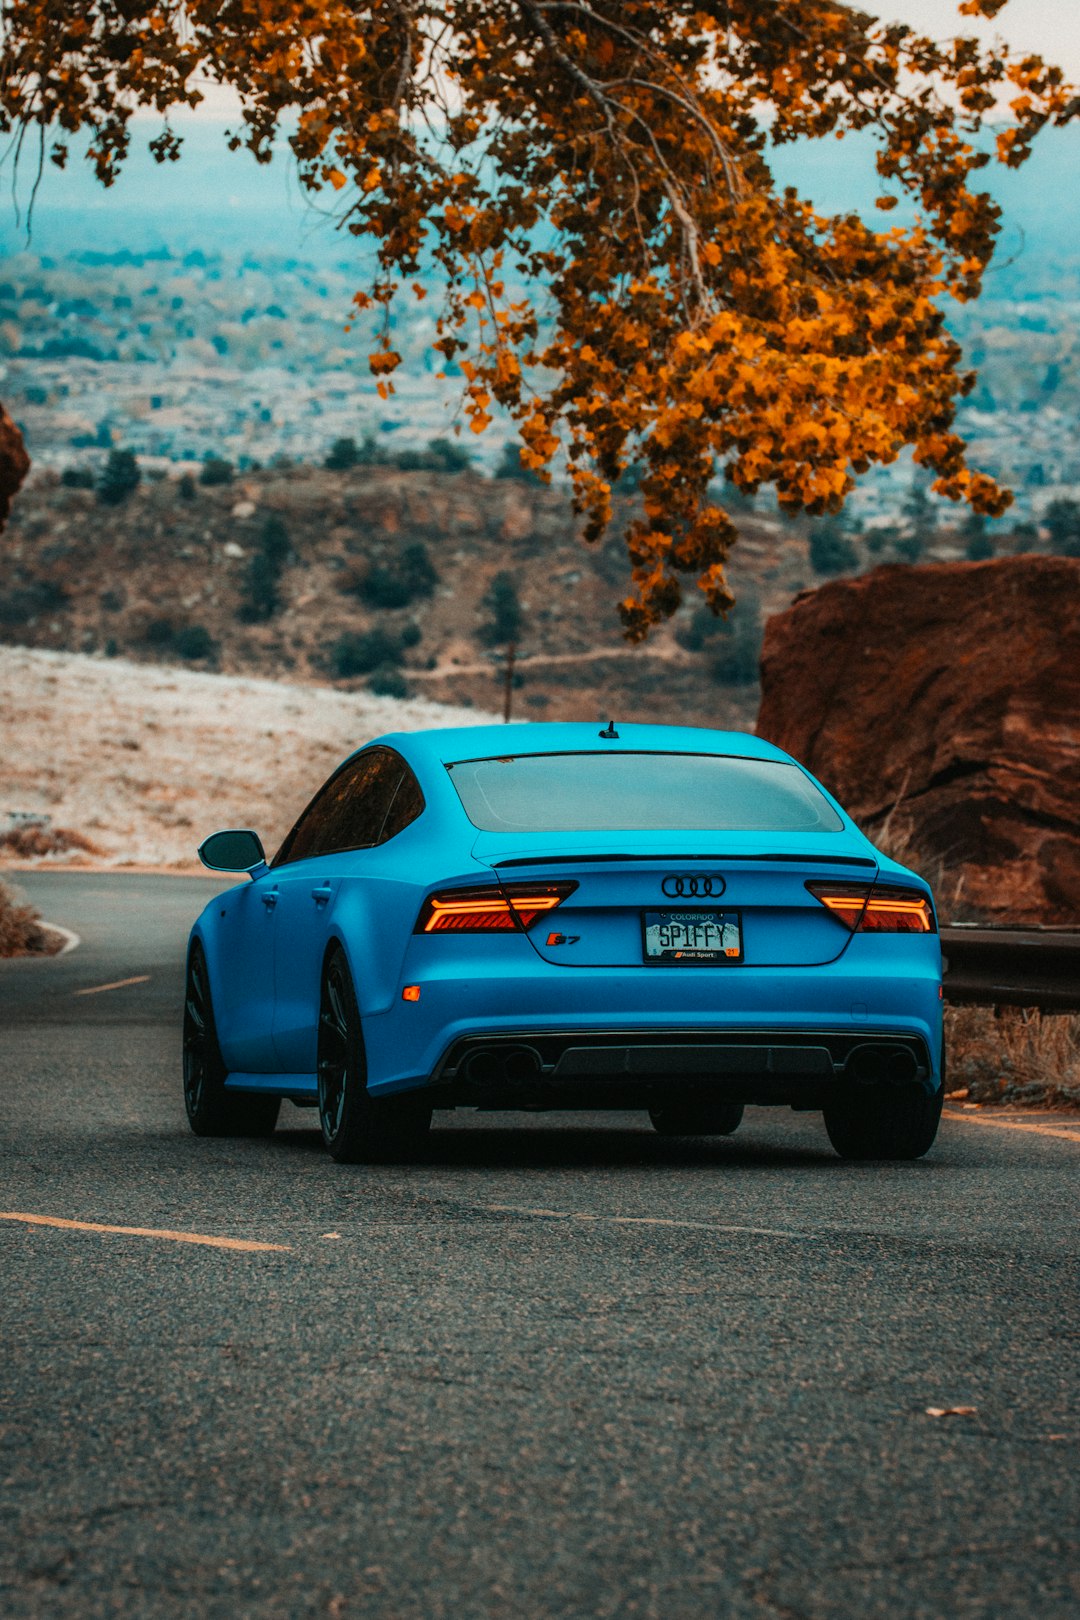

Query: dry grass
left=868, top=806, right=977, bottom=925
left=0, top=824, right=101, bottom=860
left=0, top=877, right=60, bottom=957
left=945, top=1004, right=1080, bottom=1108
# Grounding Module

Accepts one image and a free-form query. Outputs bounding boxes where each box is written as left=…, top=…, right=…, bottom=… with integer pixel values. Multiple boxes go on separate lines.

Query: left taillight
left=806, top=881, right=936, bottom=934
left=415, top=881, right=578, bottom=934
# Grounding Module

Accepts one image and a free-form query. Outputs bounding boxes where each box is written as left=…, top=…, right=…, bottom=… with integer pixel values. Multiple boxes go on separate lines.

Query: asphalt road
left=1, top=872, right=1078, bottom=1619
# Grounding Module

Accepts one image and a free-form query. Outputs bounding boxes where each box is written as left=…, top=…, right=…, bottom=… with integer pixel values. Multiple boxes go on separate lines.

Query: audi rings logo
left=661, top=874, right=726, bottom=899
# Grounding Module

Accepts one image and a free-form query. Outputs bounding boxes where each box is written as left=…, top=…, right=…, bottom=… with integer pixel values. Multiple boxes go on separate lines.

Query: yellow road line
left=943, top=1110, right=1080, bottom=1144
left=74, top=975, right=151, bottom=996
left=0, top=1212, right=289, bottom=1253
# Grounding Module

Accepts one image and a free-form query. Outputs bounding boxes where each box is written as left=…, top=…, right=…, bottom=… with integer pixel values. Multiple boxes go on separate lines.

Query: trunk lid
left=472, top=831, right=879, bottom=968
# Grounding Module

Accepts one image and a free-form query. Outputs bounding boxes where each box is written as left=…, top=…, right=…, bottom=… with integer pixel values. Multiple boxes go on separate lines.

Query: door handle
left=262, top=888, right=279, bottom=910
left=311, top=884, right=333, bottom=905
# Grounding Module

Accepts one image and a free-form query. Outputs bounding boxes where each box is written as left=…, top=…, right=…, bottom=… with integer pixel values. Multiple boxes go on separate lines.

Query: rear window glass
left=447, top=752, right=844, bottom=834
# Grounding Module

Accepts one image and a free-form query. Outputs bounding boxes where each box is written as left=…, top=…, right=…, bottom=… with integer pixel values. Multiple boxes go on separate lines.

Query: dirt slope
left=0, top=644, right=498, bottom=867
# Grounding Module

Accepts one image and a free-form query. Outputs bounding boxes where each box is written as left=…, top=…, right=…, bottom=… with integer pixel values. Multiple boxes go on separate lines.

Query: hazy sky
left=883, top=0, right=1080, bottom=76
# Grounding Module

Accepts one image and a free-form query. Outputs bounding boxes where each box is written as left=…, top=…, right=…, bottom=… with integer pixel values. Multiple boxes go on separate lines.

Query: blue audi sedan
left=184, top=723, right=944, bottom=1162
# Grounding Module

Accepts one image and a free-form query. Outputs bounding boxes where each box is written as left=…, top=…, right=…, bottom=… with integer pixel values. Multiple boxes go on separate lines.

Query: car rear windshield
left=447, top=752, right=845, bottom=834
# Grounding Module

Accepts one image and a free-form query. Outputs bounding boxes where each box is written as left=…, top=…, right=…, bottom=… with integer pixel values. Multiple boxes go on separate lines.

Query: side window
left=381, top=764, right=425, bottom=842
left=274, top=750, right=404, bottom=867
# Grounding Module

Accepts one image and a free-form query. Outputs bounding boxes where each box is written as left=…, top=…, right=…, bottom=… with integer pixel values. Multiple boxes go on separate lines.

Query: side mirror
left=198, top=829, right=268, bottom=878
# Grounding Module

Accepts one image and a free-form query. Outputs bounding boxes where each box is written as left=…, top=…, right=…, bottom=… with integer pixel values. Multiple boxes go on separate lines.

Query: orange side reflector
left=402, top=984, right=421, bottom=1002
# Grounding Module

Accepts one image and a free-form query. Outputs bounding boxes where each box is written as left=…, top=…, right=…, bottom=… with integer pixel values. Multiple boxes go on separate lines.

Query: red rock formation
left=757, top=557, right=1080, bottom=924
left=0, top=402, right=30, bottom=532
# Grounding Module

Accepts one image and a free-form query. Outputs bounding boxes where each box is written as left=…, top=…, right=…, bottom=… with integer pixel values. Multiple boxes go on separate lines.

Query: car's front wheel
left=183, top=942, right=280, bottom=1137
left=649, top=1102, right=744, bottom=1137
left=822, top=1083, right=942, bottom=1161
left=317, top=944, right=432, bottom=1163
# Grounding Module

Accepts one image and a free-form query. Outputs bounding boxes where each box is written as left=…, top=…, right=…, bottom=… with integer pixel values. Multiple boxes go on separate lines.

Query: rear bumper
left=361, top=932, right=943, bottom=1101
left=434, top=1027, right=934, bottom=1111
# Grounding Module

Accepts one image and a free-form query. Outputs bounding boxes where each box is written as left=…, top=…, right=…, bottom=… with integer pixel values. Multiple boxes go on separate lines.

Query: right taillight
left=806, top=881, right=935, bottom=934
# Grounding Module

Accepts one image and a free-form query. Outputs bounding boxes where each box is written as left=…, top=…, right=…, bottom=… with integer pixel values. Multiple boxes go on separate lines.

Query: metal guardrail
left=941, top=926, right=1080, bottom=1013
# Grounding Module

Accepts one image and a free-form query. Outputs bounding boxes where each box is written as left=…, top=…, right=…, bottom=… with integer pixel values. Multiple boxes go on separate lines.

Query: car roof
left=373, top=722, right=795, bottom=769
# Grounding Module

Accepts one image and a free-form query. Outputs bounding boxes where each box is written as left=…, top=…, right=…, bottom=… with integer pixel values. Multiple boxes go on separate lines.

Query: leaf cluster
left=2, top=0, right=1075, bottom=632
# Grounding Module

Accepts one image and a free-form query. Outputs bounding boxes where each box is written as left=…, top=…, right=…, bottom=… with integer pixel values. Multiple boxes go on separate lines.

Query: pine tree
left=96, top=448, right=140, bottom=506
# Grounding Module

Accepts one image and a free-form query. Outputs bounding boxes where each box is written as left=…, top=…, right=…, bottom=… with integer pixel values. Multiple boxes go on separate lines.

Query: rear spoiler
left=490, top=853, right=878, bottom=869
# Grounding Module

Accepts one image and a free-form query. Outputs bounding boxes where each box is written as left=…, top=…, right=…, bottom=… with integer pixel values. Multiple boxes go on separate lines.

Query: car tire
left=183, top=941, right=280, bottom=1137
left=649, top=1102, right=744, bottom=1137
left=317, top=944, right=432, bottom=1164
left=823, top=1082, right=943, bottom=1161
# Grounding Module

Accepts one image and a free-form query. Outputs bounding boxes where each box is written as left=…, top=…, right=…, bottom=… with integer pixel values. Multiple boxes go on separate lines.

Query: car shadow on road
left=271, top=1117, right=842, bottom=1170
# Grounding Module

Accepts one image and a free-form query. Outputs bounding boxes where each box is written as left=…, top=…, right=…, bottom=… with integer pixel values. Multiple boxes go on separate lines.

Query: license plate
left=642, top=910, right=743, bottom=965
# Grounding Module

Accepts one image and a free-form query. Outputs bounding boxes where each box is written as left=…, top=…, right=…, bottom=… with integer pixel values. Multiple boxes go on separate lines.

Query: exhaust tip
left=462, top=1045, right=542, bottom=1087
left=845, top=1044, right=918, bottom=1087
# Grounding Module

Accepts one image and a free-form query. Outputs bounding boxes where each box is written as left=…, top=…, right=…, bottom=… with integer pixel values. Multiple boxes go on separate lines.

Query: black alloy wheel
left=317, top=944, right=432, bottom=1164
left=649, top=1102, right=745, bottom=1137
left=183, top=942, right=280, bottom=1137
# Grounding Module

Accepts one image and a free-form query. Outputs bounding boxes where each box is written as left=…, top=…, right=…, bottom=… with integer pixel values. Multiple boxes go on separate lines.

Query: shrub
left=394, top=437, right=471, bottom=473
left=199, top=456, right=234, bottom=486
left=178, top=472, right=197, bottom=500
left=808, top=516, right=857, bottom=575
left=357, top=542, right=438, bottom=609
left=173, top=624, right=216, bottom=660
left=96, top=448, right=140, bottom=506
left=140, top=618, right=215, bottom=660
left=678, top=590, right=762, bottom=685
left=330, top=628, right=405, bottom=679
left=359, top=566, right=412, bottom=609
left=61, top=465, right=95, bottom=489
left=0, top=580, right=69, bottom=626
left=143, top=616, right=176, bottom=647
left=0, top=877, right=56, bottom=957
left=398, top=541, right=438, bottom=597
left=893, top=529, right=927, bottom=564
left=1044, top=497, right=1080, bottom=557
left=240, top=552, right=281, bottom=622
left=368, top=665, right=410, bottom=698
left=238, top=513, right=291, bottom=623
left=400, top=621, right=422, bottom=649
left=902, top=476, right=937, bottom=554
left=325, top=436, right=361, bottom=470
left=480, top=571, right=522, bottom=646
left=1008, top=520, right=1040, bottom=553
left=0, top=824, right=100, bottom=861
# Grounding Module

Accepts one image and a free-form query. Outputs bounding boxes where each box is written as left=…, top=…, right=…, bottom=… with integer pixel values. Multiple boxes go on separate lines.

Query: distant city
left=3, top=120, right=1079, bottom=531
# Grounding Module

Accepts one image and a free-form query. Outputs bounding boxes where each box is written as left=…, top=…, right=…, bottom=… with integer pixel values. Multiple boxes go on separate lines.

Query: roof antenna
left=598, top=720, right=619, bottom=739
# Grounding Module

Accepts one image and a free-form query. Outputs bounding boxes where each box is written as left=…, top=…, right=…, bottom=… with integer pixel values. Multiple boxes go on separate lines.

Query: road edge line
left=942, top=1109, right=1080, bottom=1143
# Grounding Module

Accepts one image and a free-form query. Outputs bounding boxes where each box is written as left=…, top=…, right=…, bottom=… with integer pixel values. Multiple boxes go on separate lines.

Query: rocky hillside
left=758, top=555, right=1080, bottom=925
left=1, top=461, right=838, bottom=730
